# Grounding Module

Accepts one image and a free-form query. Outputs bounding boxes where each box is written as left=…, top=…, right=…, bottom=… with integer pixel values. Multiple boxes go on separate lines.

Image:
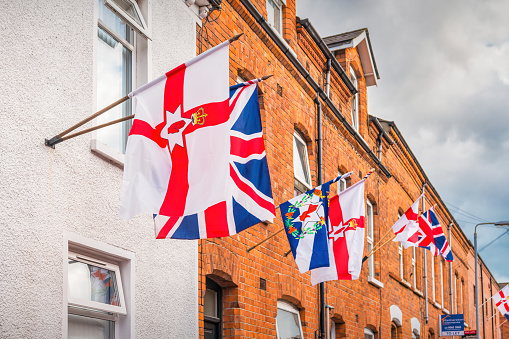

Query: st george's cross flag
left=392, top=194, right=423, bottom=249
left=311, top=179, right=366, bottom=285
left=153, top=80, right=276, bottom=239
left=493, top=285, right=509, bottom=321
left=119, top=39, right=275, bottom=238
left=418, top=208, right=454, bottom=261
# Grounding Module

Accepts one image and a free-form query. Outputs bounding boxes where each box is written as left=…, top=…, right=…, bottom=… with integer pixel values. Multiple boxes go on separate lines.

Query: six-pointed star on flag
left=160, top=105, right=192, bottom=151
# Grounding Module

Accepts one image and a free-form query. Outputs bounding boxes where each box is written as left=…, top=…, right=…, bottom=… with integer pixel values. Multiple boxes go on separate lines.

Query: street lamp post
left=474, top=220, right=509, bottom=339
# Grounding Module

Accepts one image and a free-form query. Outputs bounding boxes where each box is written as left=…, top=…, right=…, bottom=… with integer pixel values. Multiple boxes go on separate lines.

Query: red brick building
left=196, top=0, right=503, bottom=338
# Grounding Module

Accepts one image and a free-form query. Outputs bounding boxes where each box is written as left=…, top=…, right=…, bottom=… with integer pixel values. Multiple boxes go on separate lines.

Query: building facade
left=196, top=0, right=504, bottom=338
left=0, top=0, right=209, bottom=337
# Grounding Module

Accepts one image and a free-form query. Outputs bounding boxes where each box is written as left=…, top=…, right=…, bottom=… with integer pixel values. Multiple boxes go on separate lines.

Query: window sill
left=413, top=289, right=423, bottom=298
left=433, top=302, right=442, bottom=309
left=91, top=139, right=125, bottom=169
left=464, top=322, right=469, bottom=328
left=368, top=276, right=384, bottom=289
left=443, top=308, right=450, bottom=314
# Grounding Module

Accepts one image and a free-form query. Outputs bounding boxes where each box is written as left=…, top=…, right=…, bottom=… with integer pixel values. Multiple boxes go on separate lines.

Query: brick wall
left=196, top=0, right=501, bottom=338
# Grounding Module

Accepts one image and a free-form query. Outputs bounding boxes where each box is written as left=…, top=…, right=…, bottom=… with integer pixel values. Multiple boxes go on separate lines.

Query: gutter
left=298, top=18, right=357, bottom=95
left=238, top=0, right=391, bottom=178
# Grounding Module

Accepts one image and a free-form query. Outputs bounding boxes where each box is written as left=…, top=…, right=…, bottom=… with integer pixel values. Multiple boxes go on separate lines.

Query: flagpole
left=247, top=172, right=353, bottom=253
left=45, top=33, right=245, bottom=148
left=363, top=235, right=396, bottom=262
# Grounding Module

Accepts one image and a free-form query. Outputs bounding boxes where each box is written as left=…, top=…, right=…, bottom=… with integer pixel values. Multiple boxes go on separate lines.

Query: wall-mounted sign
left=462, top=330, right=476, bottom=339
left=440, top=314, right=465, bottom=336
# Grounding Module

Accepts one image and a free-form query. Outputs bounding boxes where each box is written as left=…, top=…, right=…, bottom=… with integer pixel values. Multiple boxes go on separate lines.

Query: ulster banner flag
left=119, top=41, right=275, bottom=238
left=311, top=179, right=366, bottom=285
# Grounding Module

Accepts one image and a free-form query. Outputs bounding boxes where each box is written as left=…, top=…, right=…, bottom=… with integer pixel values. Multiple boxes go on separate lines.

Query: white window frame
left=330, top=319, right=336, bottom=339
left=460, top=279, right=464, bottom=314
left=68, top=251, right=127, bottom=315
left=350, top=66, right=359, bottom=132
left=412, top=247, right=416, bottom=288
left=293, top=131, right=312, bottom=189
left=365, top=328, right=375, bottom=339
left=276, top=300, right=304, bottom=339
left=338, top=171, right=347, bottom=192
left=266, top=0, right=283, bottom=34
left=366, top=200, right=374, bottom=278
left=65, top=232, right=135, bottom=338
left=454, top=274, right=458, bottom=314
left=103, top=0, right=151, bottom=40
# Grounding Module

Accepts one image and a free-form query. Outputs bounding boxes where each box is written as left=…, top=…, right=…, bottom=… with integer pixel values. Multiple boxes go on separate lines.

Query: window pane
left=276, top=308, right=303, bottom=339
left=367, top=204, right=373, bottom=238
left=99, top=0, right=130, bottom=41
left=68, top=313, right=114, bottom=339
left=266, top=0, right=275, bottom=28
left=96, top=26, right=132, bottom=154
left=204, top=289, right=217, bottom=318
left=110, top=0, right=143, bottom=27
left=68, top=260, right=121, bottom=307
left=293, top=135, right=310, bottom=186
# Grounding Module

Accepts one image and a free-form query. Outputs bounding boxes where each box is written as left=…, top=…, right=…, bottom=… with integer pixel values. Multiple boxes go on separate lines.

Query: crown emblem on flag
left=191, top=107, right=207, bottom=125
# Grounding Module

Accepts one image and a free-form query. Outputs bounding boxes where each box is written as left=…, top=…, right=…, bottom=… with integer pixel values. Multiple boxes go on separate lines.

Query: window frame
left=266, top=0, right=283, bottom=34
left=366, top=200, right=374, bottom=279
left=276, top=300, right=304, bottom=339
left=365, top=327, right=375, bottom=339
left=293, top=131, right=312, bottom=190
left=103, top=0, right=151, bottom=40
left=431, top=254, right=435, bottom=301
left=204, top=278, right=223, bottom=338
left=68, top=251, right=127, bottom=316
left=440, top=259, right=444, bottom=306
left=337, top=171, right=347, bottom=192
left=350, top=66, right=359, bottom=132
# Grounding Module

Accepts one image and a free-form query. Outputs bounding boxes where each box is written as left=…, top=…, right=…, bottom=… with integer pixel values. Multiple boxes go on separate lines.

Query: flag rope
left=45, top=33, right=246, bottom=148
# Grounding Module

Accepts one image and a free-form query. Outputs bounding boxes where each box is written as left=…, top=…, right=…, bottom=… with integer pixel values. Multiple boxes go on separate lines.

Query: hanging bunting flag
left=311, top=178, right=366, bottom=285
left=391, top=194, right=423, bottom=248
left=493, top=285, right=509, bottom=322
left=153, top=80, right=275, bottom=239
left=418, top=207, right=454, bottom=261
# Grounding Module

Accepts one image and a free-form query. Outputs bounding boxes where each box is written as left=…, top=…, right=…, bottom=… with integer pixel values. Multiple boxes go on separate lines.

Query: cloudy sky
left=296, top=0, right=509, bottom=282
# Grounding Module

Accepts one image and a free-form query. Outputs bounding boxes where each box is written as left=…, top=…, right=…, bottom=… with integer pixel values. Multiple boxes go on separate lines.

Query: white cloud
left=298, top=0, right=509, bottom=281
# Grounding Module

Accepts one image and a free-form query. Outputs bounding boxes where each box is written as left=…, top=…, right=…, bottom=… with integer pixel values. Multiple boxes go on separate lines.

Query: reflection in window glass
left=204, top=289, right=218, bottom=318
left=276, top=307, right=303, bottom=339
left=293, top=133, right=311, bottom=187
left=68, top=260, right=120, bottom=307
left=97, top=0, right=133, bottom=154
left=266, top=0, right=281, bottom=33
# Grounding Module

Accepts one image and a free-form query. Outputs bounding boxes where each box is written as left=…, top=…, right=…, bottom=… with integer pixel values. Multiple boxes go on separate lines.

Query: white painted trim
left=104, top=0, right=151, bottom=40
left=293, top=131, right=312, bottom=190
left=411, top=317, right=420, bottom=334
left=390, top=305, right=402, bottom=326
left=276, top=300, right=304, bottom=339
left=91, top=139, right=125, bottom=167
left=68, top=251, right=127, bottom=315
left=368, top=276, right=384, bottom=288
left=64, top=231, right=136, bottom=339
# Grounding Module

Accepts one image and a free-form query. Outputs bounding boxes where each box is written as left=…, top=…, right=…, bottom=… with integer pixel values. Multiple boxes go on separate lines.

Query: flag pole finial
left=229, top=33, right=244, bottom=43
left=260, top=74, right=273, bottom=81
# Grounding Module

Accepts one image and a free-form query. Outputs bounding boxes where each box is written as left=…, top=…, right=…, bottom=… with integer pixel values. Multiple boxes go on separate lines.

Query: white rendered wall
left=0, top=0, right=200, bottom=338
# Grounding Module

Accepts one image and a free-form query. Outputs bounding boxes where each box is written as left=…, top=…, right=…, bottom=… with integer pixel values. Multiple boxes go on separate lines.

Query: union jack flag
left=418, top=208, right=454, bottom=261
left=154, top=80, right=275, bottom=239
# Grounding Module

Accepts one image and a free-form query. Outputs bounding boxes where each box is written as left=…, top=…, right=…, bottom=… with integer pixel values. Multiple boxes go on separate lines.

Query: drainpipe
left=423, top=184, right=429, bottom=325
left=315, top=94, right=325, bottom=339
left=238, top=0, right=392, bottom=178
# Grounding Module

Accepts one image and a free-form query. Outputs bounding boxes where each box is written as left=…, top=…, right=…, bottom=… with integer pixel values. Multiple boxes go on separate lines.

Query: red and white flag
left=311, top=179, right=366, bottom=285
left=392, top=194, right=423, bottom=248
left=119, top=41, right=230, bottom=220
left=493, top=285, right=509, bottom=319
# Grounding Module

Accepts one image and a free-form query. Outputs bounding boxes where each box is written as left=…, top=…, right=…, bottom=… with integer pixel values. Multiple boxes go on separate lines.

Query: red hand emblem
left=168, top=120, right=186, bottom=134
left=299, top=204, right=319, bottom=221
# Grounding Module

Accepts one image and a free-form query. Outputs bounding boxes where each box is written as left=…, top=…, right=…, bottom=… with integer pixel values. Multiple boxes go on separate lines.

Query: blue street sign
left=440, top=314, right=465, bottom=336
